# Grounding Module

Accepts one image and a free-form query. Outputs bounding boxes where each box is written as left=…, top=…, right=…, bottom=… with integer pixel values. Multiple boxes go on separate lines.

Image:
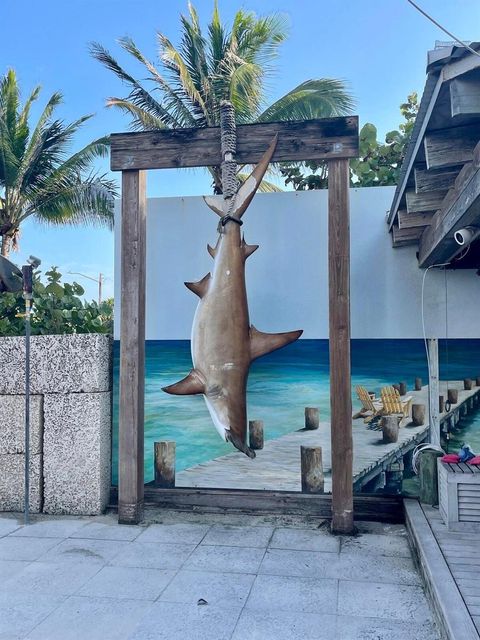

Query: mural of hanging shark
left=162, top=135, right=303, bottom=458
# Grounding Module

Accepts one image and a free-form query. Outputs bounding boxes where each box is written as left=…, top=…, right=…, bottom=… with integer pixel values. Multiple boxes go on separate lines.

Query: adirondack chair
left=380, top=386, right=412, bottom=420
left=355, top=386, right=383, bottom=423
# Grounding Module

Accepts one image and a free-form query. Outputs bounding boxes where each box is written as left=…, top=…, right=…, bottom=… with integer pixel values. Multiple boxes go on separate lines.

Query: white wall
left=114, top=187, right=480, bottom=340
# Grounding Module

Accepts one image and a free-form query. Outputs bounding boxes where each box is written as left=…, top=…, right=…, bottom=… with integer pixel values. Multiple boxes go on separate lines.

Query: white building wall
left=114, top=187, right=480, bottom=340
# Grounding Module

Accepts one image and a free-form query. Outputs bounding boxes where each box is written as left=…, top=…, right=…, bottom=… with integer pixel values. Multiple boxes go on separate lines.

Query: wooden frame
left=111, top=116, right=359, bottom=533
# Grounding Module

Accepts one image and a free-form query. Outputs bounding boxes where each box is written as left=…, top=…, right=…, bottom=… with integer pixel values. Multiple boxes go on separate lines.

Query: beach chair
left=355, top=386, right=383, bottom=423
left=380, top=386, right=412, bottom=420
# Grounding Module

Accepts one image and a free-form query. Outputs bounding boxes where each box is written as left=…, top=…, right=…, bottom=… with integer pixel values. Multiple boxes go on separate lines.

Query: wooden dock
left=176, top=381, right=480, bottom=492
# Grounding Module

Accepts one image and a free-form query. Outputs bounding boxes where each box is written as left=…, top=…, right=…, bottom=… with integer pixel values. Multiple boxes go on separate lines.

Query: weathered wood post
left=448, top=388, right=459, bottom=404
left=399, top=381, right=407, bottom=396
left=439, top=395, right=445, bottom=413
left=464, top=378, right=473, bottom=390
left=428, top=338, right=440, bottom=447
left=119, top=170, right=147, bottom=525
left=154, top=441, right=176, bottom=488
left=412, top=404, right=426, bottom=426
left=304, top=407, right=320, bottom=430
left=476, top=376, right=480, bottom=387
left=382, top=416, right=399, bottom=443
left=392, top=383, right=400, bottom=393
left=419, top=450, right=444, bottom=506
left=328, top=157, right=353, bottom=534
left=415, top=377, right=422, bottom=391
left=249, top=420, right=264, bottom=450
left=301, top=446, right=324, bottom=493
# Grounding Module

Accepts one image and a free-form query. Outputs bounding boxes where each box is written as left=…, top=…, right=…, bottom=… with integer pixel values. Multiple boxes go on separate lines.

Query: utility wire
left=406, top=0, right=480, bottom=59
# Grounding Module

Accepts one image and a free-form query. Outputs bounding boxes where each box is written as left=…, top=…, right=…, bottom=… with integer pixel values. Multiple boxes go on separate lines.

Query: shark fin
left=162, top=369, right=205, bottom=396
left=207, top=243, right=217, bottom=259
left=250, top=325, right=303, bottom=361
left=232, top=134, right=278, bottom=219
left=242, top=238, right=258, bottom=259
left=203, top=195, right=225, bottom=217
left=184, top=273, right=211, bottom=298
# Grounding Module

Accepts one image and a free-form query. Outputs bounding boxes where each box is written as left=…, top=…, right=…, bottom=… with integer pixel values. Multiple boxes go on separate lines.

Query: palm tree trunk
left=1, top=235, right=11, bottom=257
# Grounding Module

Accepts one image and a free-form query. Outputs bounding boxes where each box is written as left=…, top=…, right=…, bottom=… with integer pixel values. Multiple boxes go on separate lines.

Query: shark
left=162, top=136, right=303, bottom=458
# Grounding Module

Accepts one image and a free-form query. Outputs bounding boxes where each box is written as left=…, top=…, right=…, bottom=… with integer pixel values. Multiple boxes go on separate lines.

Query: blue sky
left=2, top=0, right=479, bottom=300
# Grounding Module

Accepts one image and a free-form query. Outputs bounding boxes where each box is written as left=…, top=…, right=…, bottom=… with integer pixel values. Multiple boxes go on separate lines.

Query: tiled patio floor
left=0, top=511, right=440, bottom=639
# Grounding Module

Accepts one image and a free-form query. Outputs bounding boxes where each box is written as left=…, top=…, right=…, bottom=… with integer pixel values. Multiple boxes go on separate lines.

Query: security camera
left=27, top=255, right=41, bottom=268
left=454, top=227, right=479, bottom=247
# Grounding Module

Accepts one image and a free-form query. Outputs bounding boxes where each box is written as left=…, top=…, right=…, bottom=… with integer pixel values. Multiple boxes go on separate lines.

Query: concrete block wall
left=0, top=334, right=112, bottom=515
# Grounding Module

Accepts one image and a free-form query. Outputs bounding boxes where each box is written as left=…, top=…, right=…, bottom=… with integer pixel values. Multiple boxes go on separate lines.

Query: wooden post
left=439, top=395, right=445, bottom=413
left=382, top=416, right=399, bottom=443
left=448, top=388, right=459, bottom=404
left=464, top=378, right=473, bottom=390
left=428, top=339, right=440, bottom=447
left=419, top=450, right=443, bottom=506
left=385, top=459, right=404, bottom=494
left=399, top=382, right=407, bottom=396
left=154, top=442, right=175, bottom=488
left=392, top=383, right=400, bottom=393
left=415, top=377, right=422, bottom=391
left=301, top=446, right=324, bottom=493
left=328, top=158, right=353, bottom=534
left=476, top=376, right=480, bottom=386
left=249, top=420, right=264, bottom=450
left=118, top=170, right=147, bottom=525
left=305, top=407, right=319, bottom=430
left=412, top=404, right=426, bottom=426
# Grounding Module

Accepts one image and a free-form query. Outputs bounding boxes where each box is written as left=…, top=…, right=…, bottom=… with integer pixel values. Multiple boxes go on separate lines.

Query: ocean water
left=112, top=339, right=480, bottom=484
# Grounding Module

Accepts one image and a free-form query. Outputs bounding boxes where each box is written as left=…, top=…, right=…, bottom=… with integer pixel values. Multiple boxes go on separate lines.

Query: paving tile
left=259, top=548, right=335, bottom=578
left=341, top=533, right=412, bottom=558
left=77, top=566, right=175, bottom=600
left=128, top=601, right=242, bottom=640
left=184, top=544, right=265, bottom=574
left=0, top=536, right=61, bottom=561
left=136, top=523, right=210, bottom=545
left=231, top=610, right=337, bottom=640
left=9, top=518, right=88, bottom=539
left=1, top=562, right=102, bottom=596
left=269, top=527, right=340, bottom=553
left=109, top=541, right=195, bottom=570
left=25, top=596, right=150, bottom=640
left=332, top=553, right=421, bottom=585
left=0, top=559, right=30, bottom=582
left=245, top=574, right=337, bottom=614
left=37, top=538, right=127, bottom=565
left=337, top=615, right=439, bottom=639
left=0, top=516, right=22, bottom=537
left=159, top=570, right=255, bottom=607
left=338, top=580, right=432, bottom=621
left=0, top=590, right=65, bottom=640
left=201, top=524, right=273, bottom=548
left=69, top=522, right=143, bottom=542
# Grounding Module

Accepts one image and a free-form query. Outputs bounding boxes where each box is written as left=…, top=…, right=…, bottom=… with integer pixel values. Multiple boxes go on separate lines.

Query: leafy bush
left=0, top=267, right=113, bottom=336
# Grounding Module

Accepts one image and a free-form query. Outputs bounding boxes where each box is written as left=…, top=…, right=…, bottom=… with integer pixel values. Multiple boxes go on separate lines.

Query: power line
left=406, top=0, right=480, bottom=59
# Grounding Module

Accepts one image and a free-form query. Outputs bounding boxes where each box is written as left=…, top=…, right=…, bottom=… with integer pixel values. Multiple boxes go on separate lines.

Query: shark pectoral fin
left=232, top=134, right=278, bottom=219
left=185, top=273, right=211, bottom=298
left=241, top=238, right=258, bottom=259
left=162, top=369, right=205, bottom=396
left=203, top=195, right=225, bottom=217
left=250, top=325, right=303, bottom=360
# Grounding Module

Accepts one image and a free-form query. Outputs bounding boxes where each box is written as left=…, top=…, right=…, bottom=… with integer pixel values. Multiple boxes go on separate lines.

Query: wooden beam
left=405, top=189, right=446, bottom=214
left=418, top=145, right=480, bottom=267
left=398, top=211, right=434, bottom=229
left=328, top=158, right=353, bottom=535
left=392, top=224, right=424, bottom=247
left=414, top=166, right=460, bottom=194
left=118, top=170, right=146, bottom=524
left=424, top=123, right=480, bottom=170
left=450, top=73, right=480, bottom=118
left=110, top=117, right=359, bottom=170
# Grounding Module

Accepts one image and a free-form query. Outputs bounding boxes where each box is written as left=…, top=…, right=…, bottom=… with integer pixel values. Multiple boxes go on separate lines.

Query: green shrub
left=0, top=267, right=113, bottom=336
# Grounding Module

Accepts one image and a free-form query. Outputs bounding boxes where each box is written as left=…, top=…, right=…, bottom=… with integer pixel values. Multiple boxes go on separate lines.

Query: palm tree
left=91, top=2, right=354, bottom=192
left=0, top=69, right=117, bottom=257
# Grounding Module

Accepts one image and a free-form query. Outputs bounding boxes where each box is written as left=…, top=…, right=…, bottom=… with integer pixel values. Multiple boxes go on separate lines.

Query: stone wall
left=0, top=334, right=112, bottom=515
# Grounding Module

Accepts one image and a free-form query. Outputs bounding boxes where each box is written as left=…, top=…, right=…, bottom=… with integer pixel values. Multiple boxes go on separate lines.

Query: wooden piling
left=412, top=404, right=426, bottom=426
left=464, top=378, right=473, bottom=390
left=392, top=383, right=400, bottom=393
left=476, top=376, right=480, bottom=387
left=304, top=407, right=320, bottom=430
left=382, top=416, right=399, bottom=443
left=249, top=420, right=264, bottom=450
left=419, top=450, right=443, bottom=506
left=300, top=446, right=324, bottom=494
left=415, top=377, right=422, bottom=391
left=399, top=382, right=407, bottom=396
left=439, top=395, right=445, bottom=413
left=154, top=441, right=176, bottom=488
left=447, top=388, right=459, bottom=404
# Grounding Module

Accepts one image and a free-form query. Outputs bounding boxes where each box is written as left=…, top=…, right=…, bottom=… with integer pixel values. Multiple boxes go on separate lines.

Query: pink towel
left=441, top=454, right=460, bottom=463
left=468, top=456, right=480, bottom=465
